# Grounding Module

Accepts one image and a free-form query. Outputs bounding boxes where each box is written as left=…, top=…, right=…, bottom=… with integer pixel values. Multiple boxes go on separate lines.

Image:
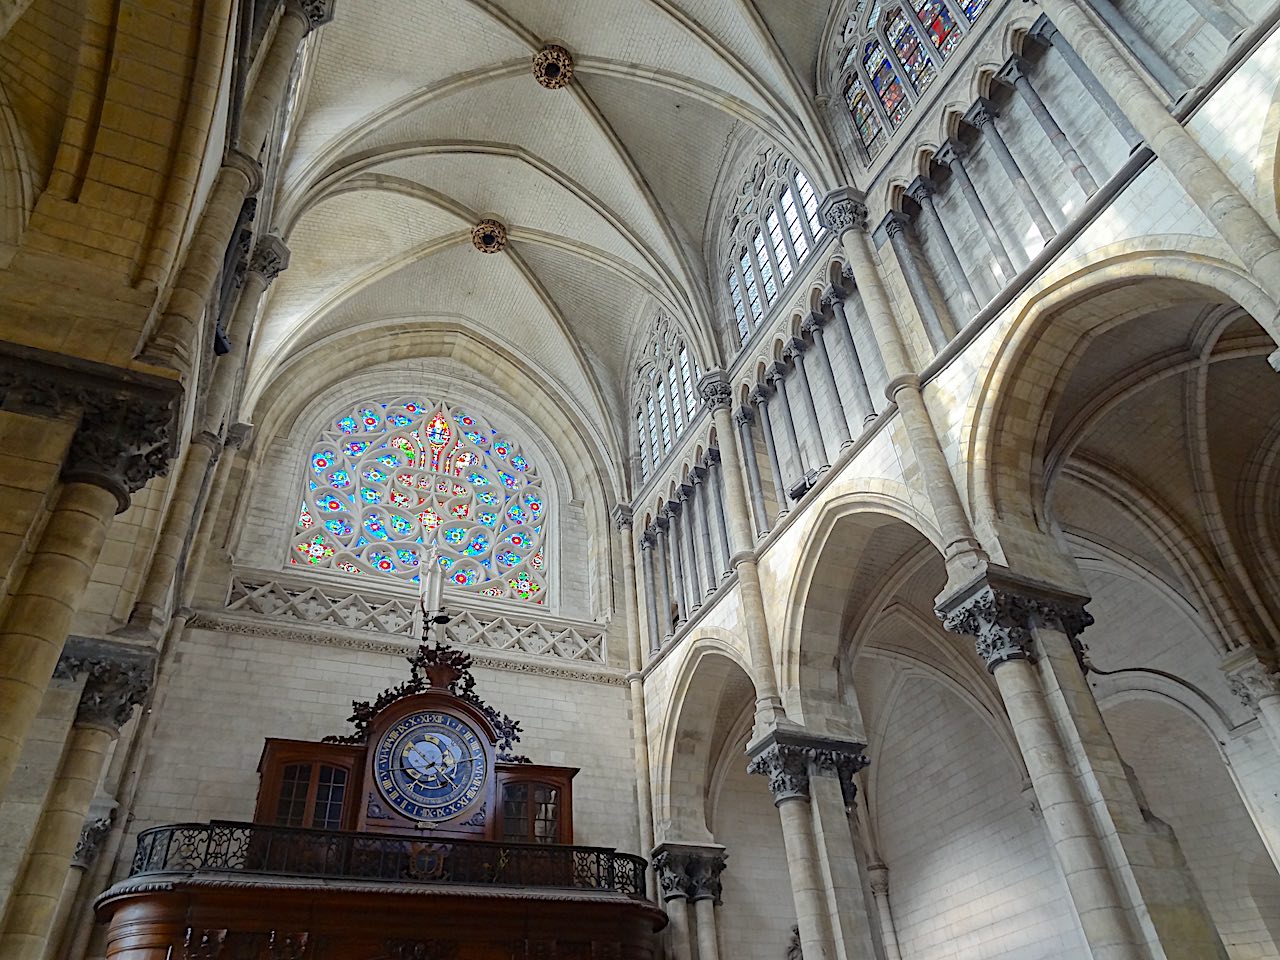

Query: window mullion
left=775, top=196, right=802, bottom=274
left=856, top=60, right=896, bottom=130
left=879, top=24, right=920, bottom=102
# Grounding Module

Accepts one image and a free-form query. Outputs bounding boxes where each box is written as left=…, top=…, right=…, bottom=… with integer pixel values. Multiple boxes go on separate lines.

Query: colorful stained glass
left=845, top=76, right=887, bottom=158
left=914, top=0, right=960, bottom=58
left=865, top=40, right=908, bottom=127
left=290, top=398, right=549, bottom=601
left=885, top=9, right=936, bottom=94
left=961, top=0, right=990, bottom=21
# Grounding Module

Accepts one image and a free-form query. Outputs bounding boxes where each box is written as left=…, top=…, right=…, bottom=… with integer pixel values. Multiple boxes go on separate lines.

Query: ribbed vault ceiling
left=248, top=0, right=841, bottom=463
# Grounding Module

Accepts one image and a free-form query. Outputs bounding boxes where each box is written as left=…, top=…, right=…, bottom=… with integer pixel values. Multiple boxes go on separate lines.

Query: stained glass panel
left=728, top=271, right=749, bottom=341
left=864, top=39, right=909, bottom=127
left=754, top=228, right=780, bottom=299
left=961, top=0, right=990, bottom=22
left=885, top=8, right=936, bottom=94
left=781, top=187, right=809, bottom=262
left=290, top=399, right=548, bottom=602
left=845, top=77, right=887, bottom=158
left=914, top=0, right=961, bottom=59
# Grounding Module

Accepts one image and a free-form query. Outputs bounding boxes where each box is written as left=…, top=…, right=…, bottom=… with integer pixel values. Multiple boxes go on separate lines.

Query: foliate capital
left=937, top=570, right=1093, bottom=674
left=677, top=483, right=693, bottom=503
left=1225, top=657, right=1280, bottom=710
left=882, top=210, right=911, bottom=240
left=651, top=843, right=728, bottom=904
left=782, top=336, right=806, bottom=361
left=935, top=139, right=966, bottom=168
left=704, top=447, right=722, bottom=468
left=964, top=97, right=998, bottom=130
left=800, top=311, right=825, bottom=336
left=997, top=55, right=1028, bottom=86
left=73, top=816, right=114, bottom=868
left=747, top=732, right=868, bottom=806
left=820, top=284, right=848, bottom=309
left=689, top=465, right=707, bottom=486
left=249, top=235, right=291, bottom=284
left=698, top=368, right=734, bottom=413
left=639, top=530, right=657, bottom=550
left=0, top=347, right=180, bottom=514
left=611, top=503, right=634, bottom=531
left=905, top=175, right=937, bottom=205
left=748, top=385, right=772, bottom=407
left=819, top=187, right=869, bottom=236
left=225, top=422, right=253, bottom=450
left=286, top=0, right=335, bottom=30
left=765, top=361, right=788, bottom=386
left=56, top=637, right=156, bottom=734
left=663, top=499, right=682, bottom=520
left=733, top=404, right=755, bottom=427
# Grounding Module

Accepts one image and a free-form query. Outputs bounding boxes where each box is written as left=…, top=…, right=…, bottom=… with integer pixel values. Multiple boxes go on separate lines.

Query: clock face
left=373, top=710, right=488, bottom=822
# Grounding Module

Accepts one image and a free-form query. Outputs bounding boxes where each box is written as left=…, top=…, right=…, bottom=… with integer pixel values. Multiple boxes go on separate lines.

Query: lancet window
left=721, top=149, right=828, bottom=346
left=834, top=0, right=991, bottom=162
left=291, top=398, right=549, bottom=603
left=634, top=317, right=701, bottom=481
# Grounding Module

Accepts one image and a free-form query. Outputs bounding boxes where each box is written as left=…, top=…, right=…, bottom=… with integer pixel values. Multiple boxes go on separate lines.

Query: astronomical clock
left=254, top=640, right=577, bottom=842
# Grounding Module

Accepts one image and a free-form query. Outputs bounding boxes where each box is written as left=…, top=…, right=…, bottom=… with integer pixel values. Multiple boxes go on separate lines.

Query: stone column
left=1224, top=652, right=1280, bottom=756
left=661, top=503, right=688, bottom=627
left=1035, top=0, right=1280, bottom=359
left=800, top=314, right=853, bottom=448
left=939, top=570, right=1225, bottom=960
left=705, top=450, right=733, bottom=580
left=733, top=406, right=771, bottom=537
left=0, top=640, right=153, bottom=960
left=866, top=864, right=903, bottom=960
left=905, top=177, right=981, bottom=318
left=998, top=55, right=1098, bottom=197
left=0, top=373, right=176, bottom=800
left=748, top=386, right=790, bottom=517
left=1028, top=16, right=1143, bottom=149
left=614, top=506, right=658, bottom=900
left=652, top=844, right=728, bottom=960
left=677, top=485, right=702, bottom=611
left=1081, top=0, right=1182, bottom=95
left=143, top=1, right=333, bottom=374
left=652, top=848, right=695, bottom=960
left=690, top=467, right=717, bottom=593
left=702, top=372, right=785, bottom=725
left=748, top=734, right=872, bottom=960
left=639, top=532, right=662, bottom=652
left=766, top=362, right=806, bottom=489
left=965, top=98, right=1056, bottom=243
left=935, top=139, right=1018, bottom=281
left=46, top=814, right=113, bottom=960
left=129, top=239, right=288, bottom=637
left=820, top=287, right=876, bottom=424
left=880, top=212, right=952, bottom=350
left=819, top=190, right=988, bottom=583
left=783, top=338, right=832, bottom=468
left=178, top=423, right=250, bottom=607
left=652, top=517, right=675, bottom=640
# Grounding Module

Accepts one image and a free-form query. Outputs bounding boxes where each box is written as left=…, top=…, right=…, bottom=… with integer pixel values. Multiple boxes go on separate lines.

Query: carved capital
left=935, top=139, right=965, bottom=168
left=782, top=336, right=806, bottom=362
left=765, top=361, right=788, bottom=386
left=748, top=384, right=772, bottom=407
left=56, top=637, right=156, bottom=734
left=249, top=235, right=291, bottom=284
left=287, top=0, right=335, bottom=30
left=0, top=348, right=180, bottom=513
left=689, top=465, right=707, bottom=486
left=704, top=447, right=722, bottom=468
left=997, top=55, right=1028, bottom=86
left=662, top=499, right=682, bottom=520
left=639, top=530, right=657, bottom=550
left=937, top=570, right=1092, bottom=674
left=820, top=283, right=848, bottom=309
left=867, top=862, right=890, bottom=897
left=73, top=815, right=114, bottom=867
left=698, top=368, right=734, bottom=413
left=964, top=97, right=998, bottom=129
left=677, top=483, right=693, bottom=503
left=882, top=210, right=911, bottom=240
left=611, top=504, right=634, bottom=531
left=905, top=175, right=937, bottom=205
left=651, top=843, right=727, bottom=903
left=222, top=149, right=263, bottom=194
left=733, top=404, right=755, bottom=427
left=818, top=188, right=869, bottom=236
left=800, top=311, right=825, bottom=336
left=225, top=422, right=253, bottom=450
left=747, top=732, right=868, bottom=805
left=1226, top=659, right=1280, bottom=710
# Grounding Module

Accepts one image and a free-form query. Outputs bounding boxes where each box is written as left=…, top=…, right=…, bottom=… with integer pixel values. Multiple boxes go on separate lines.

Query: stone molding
left=611, top=503, right=634, bottom=531
left=73, top=815, right=115, bottom=868
left=905, top=175, right=936, bottom=205
left=733, top=404, right=754, bottom=426
left=650, top=842, right=728, bottom=904
left=746, top=730, right=869, bottom=806
left=964, top=96, right=998, bottom=129
left=288, top=0, right=336, bottom=29
left=937, top=568, right=1093, bottom=674
left=249, top=235, right=291, bottom=283
left=55, top=636, right=157, bottom=733
left=0, top=344, right=180, bottom=512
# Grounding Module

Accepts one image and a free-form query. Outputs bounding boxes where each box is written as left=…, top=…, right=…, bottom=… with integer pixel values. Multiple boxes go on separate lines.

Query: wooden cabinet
left=496, top=764, right=577, bottom=844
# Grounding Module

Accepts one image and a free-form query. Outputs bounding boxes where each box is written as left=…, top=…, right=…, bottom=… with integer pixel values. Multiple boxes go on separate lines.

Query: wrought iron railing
left=130, top=821, right=648, bottom=899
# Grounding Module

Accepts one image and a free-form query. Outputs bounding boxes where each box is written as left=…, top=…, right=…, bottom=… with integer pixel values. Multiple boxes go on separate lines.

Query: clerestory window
left=634, top=316, right=701, bottom=482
